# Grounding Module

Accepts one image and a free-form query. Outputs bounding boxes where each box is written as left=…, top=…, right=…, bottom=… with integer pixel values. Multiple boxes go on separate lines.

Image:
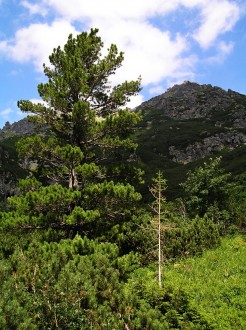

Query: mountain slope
left=0, top=119, right=36, bottom=203
left=135, top=81, right=246, bottom=196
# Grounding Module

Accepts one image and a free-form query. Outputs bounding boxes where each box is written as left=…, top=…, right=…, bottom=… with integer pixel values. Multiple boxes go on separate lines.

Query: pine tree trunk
left=69, top=168, right=78, bottom=189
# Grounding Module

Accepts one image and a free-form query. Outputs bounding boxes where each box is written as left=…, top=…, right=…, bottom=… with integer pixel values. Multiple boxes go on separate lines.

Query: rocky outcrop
left=169, top=132, right=246, bottom=164
left=231, top=104, right=246, bottom=128
left=136, top=81, right=246, bottom=164
left=137, top=81, right=246, bottom=127
left=0, top=118, right=36, bottom=140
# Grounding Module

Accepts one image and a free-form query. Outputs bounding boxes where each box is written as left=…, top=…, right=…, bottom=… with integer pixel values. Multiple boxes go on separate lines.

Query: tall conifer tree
left=2, top=29, right=142, bottom=240
left=17, top=28, right=142, bottom=188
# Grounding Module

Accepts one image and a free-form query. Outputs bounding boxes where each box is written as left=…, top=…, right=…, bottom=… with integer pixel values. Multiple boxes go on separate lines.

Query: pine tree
left=17, top=28, right=142, bottom=188
left=180, top=157, right=231, bottom=216
left=2, top=29, right=142, bottom=242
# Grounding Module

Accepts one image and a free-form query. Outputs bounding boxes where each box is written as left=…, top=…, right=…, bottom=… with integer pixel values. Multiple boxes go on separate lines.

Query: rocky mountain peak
left=0, top=118, right=36, bottom=140
left=137, top=81, right=246, bottom=125
left=135, top=81, right=246, bottom=167
left=164, top=81, right=205, bottom=97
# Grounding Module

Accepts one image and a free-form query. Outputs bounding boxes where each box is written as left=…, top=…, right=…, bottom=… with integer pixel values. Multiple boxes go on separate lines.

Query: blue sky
left=0, top=0, right=246, bottom=128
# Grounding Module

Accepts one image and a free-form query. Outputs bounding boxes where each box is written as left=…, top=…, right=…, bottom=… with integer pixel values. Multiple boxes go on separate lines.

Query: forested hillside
left=0, top=29, right=245, bottom=329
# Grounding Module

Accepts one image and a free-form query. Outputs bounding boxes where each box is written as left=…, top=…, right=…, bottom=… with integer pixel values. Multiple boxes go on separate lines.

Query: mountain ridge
left=137, top=80, right=246, bottom=125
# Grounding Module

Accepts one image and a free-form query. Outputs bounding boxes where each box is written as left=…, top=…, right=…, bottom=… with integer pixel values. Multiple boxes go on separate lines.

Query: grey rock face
left=0, top=118, right=36, bottom=140
left=169, top=132, right=246, bottom=164
left=136, top=81, right=246, bottom=164
left=137, top=81, right=246, bottom=124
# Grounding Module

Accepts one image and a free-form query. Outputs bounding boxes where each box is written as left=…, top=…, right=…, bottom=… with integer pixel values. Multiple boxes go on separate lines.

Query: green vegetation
left=0, top=234, right=213, bottom=329
left=0, top=136, right=28, bottom=183
left=135, top=101, right=246, bottom=199
left=0, top=29, right=245, bottom=328
left=180, top=157, right=230, bottom=216
left=164, top=235, right=246, bottom=330
left=2, top=28, right=143, bottom=247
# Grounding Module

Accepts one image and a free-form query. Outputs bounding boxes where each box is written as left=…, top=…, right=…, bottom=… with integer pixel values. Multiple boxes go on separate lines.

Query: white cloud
left=29, top=98, right=43, bottom=104
left=148, top=85, right=166, bottom=96
left=0, top=40, right=8, bottom=54
left=218, top=41, right=234, bottom=55
left=193, top=0, right=240, bottom=48
left=2, top=20, right=78, bottom=71
left=0, top=103, right=27, bottom=124
left=0, top=107, right=13, bottom=119
left=40, top=0, right=181, bottom=21
left=16, top=110, right=27, bottom=118
left=21, top=0, right=48, bottom=16
left=9, top=69, right=22, bottom=76
left=127, top=94, right=145, bottom=109
left=99, top=20, right=190, bottom=87
left=206, top=41, right=234, bottom=64
left=29, top=98, right=48, bottom=108
left=0, top=0, right=242, bottom=101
